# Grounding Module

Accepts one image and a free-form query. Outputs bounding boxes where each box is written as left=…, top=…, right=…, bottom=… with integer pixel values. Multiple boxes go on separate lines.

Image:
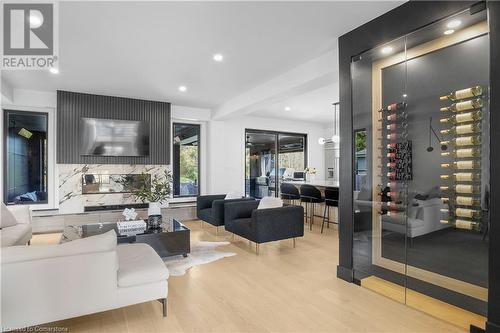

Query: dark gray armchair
left=196, top=194, right=254, bottom=228
left=224, top=200, right=304, bottom=253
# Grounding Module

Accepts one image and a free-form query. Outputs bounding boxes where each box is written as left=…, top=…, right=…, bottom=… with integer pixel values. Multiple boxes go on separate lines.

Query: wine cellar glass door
left=352, top=8, right=490, bottom=330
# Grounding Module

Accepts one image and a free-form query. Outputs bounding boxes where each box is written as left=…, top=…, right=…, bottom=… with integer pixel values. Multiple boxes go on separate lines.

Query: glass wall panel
left=245, top=130, right=307, bottom=198
left=351, top=6, right=489, bottom=328
left=245, top=131, right=277, bottom=199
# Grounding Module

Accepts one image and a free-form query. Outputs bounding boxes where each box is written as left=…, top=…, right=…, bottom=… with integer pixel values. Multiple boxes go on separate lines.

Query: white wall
left=1, top=88, right=325, bottom=205
left=206, top=115, right=325, bottom=195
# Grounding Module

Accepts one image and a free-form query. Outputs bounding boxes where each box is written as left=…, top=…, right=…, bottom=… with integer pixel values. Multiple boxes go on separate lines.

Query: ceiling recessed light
left=178, top=85, right=187, bottom=92
left=49, top=67, right=59, bottom=74
left=444, top=29, right=455, bottom=35
left=447, top=20, right=461, bottom=29
left=403, top=94, right=408, bottom=98
left=284, top=106, right=291, bottom=111
left=381, top=46, right=393, bottom=55
left=213, top=53, right=224, bottom=62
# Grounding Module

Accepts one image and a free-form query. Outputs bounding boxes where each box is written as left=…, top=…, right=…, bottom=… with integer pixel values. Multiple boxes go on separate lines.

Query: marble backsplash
left=58, top=164, right=169, bottom=214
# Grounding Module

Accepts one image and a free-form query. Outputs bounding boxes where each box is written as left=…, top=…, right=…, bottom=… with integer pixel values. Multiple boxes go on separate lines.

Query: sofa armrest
left=196, top=194, right=226, bottom=215
left=224, top=200, right=260, bottom=229
left=212, top=198, right=254, bottom=226
left=6, top=205, right=32, bottom=225
left=251, top=205, right=304, bottom=242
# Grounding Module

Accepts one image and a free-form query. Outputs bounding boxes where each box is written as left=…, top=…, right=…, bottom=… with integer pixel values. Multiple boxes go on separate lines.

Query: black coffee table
left=61, top=218, right=190, bottom=258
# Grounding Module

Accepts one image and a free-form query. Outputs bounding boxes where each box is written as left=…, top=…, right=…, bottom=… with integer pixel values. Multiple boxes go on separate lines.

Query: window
left=3, top=110, right=48, bottom=204
left=173, top=123, right=200, bottom=197
left=244, top=129, right=307, bottom=198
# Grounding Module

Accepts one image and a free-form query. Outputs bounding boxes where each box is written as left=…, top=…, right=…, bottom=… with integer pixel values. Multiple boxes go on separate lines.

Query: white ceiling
left=2, top=1, right=402, bottom=110
left=251, top=82, right=339, bottom=124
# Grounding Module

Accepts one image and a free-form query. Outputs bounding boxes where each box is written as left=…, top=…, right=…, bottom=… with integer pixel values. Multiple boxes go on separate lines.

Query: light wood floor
left=32, top=218, right=464, bottom=333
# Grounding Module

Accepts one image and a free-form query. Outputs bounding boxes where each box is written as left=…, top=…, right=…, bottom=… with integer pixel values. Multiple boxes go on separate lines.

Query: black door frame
left=244, top=128, right=308, bottom=198
left=336, top=2, right=500, bottom=332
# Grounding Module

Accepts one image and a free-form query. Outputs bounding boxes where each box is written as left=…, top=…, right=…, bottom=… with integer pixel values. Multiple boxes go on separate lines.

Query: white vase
left=307, top=174, right=316, bottom=183
left=148, top=202, right=162, bottom=216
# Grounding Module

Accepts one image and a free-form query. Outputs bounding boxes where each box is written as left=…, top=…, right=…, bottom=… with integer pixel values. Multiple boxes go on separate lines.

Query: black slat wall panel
left=57, top=91, right=170, bottom=165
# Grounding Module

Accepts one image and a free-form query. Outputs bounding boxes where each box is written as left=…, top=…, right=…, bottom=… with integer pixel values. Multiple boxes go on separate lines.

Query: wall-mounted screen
left=80, top=118, right=150, bottom=156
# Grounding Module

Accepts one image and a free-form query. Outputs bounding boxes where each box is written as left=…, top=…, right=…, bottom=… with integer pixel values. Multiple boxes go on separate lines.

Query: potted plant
left=121, top=170, right=172, bottom=227
left=304, top=167, right=317, bottom=183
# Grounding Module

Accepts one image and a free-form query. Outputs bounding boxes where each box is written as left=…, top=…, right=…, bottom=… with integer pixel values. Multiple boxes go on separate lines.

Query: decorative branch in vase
left=304, top=167, right=317, bottom=183
left=119, top=170, right=172, bottom=227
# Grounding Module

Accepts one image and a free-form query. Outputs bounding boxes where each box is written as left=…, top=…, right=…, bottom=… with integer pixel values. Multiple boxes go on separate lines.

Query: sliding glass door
left=245, top=129, right=306, bottom=198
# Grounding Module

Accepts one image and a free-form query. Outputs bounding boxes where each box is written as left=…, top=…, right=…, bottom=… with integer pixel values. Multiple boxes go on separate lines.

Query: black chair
left=196, top=194, right=254, bottom=235
left=280, top=183, right=300, bottom=205
left=300, top=185, right=324, bottom=230
left=322, top=187, right=339, bottom=233
left=224, top=200, right=304, bottom=254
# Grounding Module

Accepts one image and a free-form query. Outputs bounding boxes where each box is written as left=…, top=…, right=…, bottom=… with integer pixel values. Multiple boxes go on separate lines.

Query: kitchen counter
left=281, top=180, right=339, bottom=188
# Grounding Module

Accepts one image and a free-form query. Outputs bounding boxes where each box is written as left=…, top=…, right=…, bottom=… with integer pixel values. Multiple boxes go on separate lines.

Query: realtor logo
left=1, top=2, right=58, bottom=70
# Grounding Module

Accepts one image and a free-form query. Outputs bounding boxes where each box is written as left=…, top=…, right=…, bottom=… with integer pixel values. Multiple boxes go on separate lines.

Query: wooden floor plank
left=30, top=218, right=464, bottom=332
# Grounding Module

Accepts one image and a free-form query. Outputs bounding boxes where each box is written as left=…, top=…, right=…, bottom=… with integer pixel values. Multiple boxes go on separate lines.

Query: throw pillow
left=20, top=191, right=38, bottom=202
left=257, top=196, right=283, bottom=210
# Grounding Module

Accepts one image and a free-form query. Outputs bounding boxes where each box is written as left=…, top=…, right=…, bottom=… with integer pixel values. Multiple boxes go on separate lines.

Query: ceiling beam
left=211, top=49, right=338, bottom=120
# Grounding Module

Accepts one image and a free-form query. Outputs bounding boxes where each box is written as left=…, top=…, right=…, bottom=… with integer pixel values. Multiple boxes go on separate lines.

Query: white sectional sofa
left=1, top=203, right=32, bottom=247
left=1, top=230, right=169, bottom=330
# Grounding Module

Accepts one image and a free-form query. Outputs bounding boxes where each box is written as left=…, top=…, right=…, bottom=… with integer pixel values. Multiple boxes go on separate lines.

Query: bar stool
left=280, top=183, right=301, bottom=205
left=322, top=187, right=339, bottom=233
left=300, top=185, right=324, bottom=230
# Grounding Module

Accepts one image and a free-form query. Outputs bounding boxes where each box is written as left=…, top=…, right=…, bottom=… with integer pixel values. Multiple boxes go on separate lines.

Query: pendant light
left=318, top=102, right=340, bottom=145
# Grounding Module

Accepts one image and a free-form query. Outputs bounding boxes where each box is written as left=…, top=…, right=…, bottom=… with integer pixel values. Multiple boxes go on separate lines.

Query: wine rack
left=439, top=86, right=483, bottom=231
left=378, top=102, right=411, bottom=218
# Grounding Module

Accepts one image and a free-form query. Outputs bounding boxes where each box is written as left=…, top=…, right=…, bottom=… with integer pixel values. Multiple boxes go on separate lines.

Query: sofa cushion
left=199, top=207, right=212, bottom=222
left=116, top=243, right=169, bottom=287
left=257, top=197, right=283, bottom=210
left=0, top=224, right=32, bottom=247
left=2, top=229, right=117, bottom=264
left=1, top=203, right=19, bottom=228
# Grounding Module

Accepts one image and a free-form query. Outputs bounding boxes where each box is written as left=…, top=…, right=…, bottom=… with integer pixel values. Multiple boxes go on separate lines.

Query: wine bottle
left=442, top=208, right=482, bottom=219
left=387, top=152, right=396, bottom=159
left=385, top=123, right=408, bottom=131
left=387, top=162, right=396, bottom=169
left=386, top=143, right=397, bottom=150
left=386, top=133, right=408, bottom=141
left=440, top=111, right=482, bottom=125
left=441, top=148, right=480, bottom=158
left=440, top=86, right=483, bottom=101
left=440, top=172, right=481, bottom=182
left=440, top=123, right=481, bottom=135
left=387, top=172, right=397, bottom=180
left=440, top=99, right=483, bottom=112
left=386, top=112, right=408, bottom=122
left=441, top=160, right=481, bottom=170
left=440, top=219, right=481, bottom=231
left=379, top=102, right=407, bottom=112
left=442, top=196, right=481, bottom=206
left=440, top=185, right=481, bottom=194
left=382, top=202, right=404, bottom=211
left=441, top=135, right=481, bottom=147
left=386, top=181, right=397, bottom=189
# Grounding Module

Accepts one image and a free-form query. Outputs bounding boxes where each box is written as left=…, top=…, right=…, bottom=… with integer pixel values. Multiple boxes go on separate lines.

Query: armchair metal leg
left=293, top=238, right=296, bottom=248
left=310, top=203, right=314, bottom=230
left=232, top=233, right=235, bottom=240
left=256, top=243, right=260, bottom=255
left=201, top=220, right=204, bottom=229
left=216, top=226, right=219, bottom=236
